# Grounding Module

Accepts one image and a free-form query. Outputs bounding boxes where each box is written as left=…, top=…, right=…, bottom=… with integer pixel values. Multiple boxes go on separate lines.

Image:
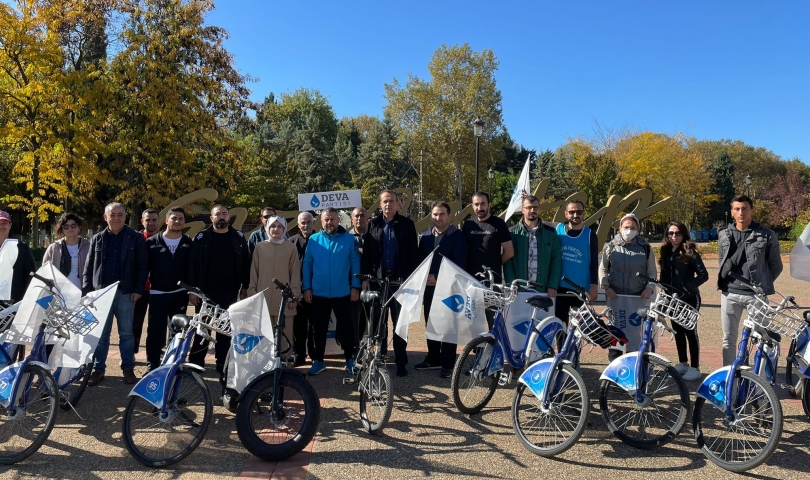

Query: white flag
left=790, top=222, right=810, bottom=283
left=226, top=291, right=275, bottom=393
left=393, top=253, right=433, bottom=342
left=503, top=155, right=531, bottom=222
left=426, top=258, right=488, bottom=345
left=0, top=239, right=19, bottom=301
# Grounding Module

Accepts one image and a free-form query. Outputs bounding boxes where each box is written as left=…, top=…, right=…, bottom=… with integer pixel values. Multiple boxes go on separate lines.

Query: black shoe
left=396, top=365, right=407, bottom=377
left=439, top=367, right=452, bottom=378
left=415, top=360, right=440, bottom=371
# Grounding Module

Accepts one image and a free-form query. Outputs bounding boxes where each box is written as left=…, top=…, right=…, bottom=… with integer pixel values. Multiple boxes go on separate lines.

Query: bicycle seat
left=526, top=295, right=553, bottom=311
left=170, top=314, right=190, bottom=333
left=804, top=311, right=810, bottom=325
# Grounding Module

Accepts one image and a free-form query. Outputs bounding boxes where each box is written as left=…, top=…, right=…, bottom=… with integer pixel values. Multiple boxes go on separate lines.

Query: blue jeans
left=93, top=292, right=136, bottom=374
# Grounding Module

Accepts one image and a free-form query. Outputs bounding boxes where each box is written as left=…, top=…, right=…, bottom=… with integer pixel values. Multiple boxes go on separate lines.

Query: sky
left=206, top=1, right=809, bottom=163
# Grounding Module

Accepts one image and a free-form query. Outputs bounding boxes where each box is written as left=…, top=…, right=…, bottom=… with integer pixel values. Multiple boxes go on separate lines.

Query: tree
left=705, top=150, right=735, bottom=224
left=759, top=165, right=810, bottom=229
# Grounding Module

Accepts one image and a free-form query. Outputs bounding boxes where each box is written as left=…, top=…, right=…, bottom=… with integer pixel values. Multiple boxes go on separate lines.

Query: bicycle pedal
left=498, top=372, right=510, bottom=386
left=779, top=383, right=796, bottom=394
left=343, top=378, right=356, bottom=385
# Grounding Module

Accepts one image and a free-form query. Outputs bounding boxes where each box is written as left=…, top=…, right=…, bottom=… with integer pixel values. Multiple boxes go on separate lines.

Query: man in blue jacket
left=303, top=207, right=361, bottom=375
left=414, top=201, right=467, bottom=378
left=82, top=202, right=148, bottom=386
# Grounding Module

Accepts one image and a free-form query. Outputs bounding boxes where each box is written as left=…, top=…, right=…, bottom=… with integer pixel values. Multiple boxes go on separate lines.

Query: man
left=83, top=202, right=148, bottom=386
left=366, top=190, right=419, bottom=377
left=348, top=207, right=372, bottom=341
left=414, top=202, right=467, bottom=378
left=718, top=195, right=783, bottom=365
left=144, top=207, right=192, bottom=371
left=133, top=209, right=159, bottom=355
left=554, top=200, right=599, bottom=325
left=288, top=211, right=316, bottom=366
left=302, top=208, right=361, bottom=375
left=248, top=206, right=276, bottom=256
left=0, top=210, right=35, bottom=303
left=187, top=204, right=250, bottom=373
left=505, top=195, right=561, bottom=299
left=463, top=192, right=514, bottom=328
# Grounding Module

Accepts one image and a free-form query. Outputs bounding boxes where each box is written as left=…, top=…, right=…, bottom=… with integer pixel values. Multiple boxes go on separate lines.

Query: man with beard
left=248, top=206, right=276, bottom=256
left=187, top=204, right=250, bottom=375
left=288, top=211, right=316, bottom=366
left=133, top=209, right=159, bottom=355
left=553, top=200, right=599, bottom=331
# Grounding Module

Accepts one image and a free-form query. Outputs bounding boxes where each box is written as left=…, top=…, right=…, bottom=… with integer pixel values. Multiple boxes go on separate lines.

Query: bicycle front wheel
left=122, top=370, right=212, bottom=467
left=784, top=339, right=803, bottom=397
left=802, top=379, right=810, bottom=419
left=0, top=363, right=59, bottom=465
left=694, top=370, right=782, bottom=472
left=359, top=364, right=393, bottom=434
left=512, top=364, right=589, bottom=457
left=599, top=354, right=690, bottom=449
left=59, top=363, right=91, bottom=411
left=451, top=335, right=498, bottom=414
left=236, top=371, right=320, bottom=461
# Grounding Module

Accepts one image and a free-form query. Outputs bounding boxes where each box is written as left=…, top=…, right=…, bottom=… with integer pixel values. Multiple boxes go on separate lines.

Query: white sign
left=298, top=189, right=362, bottom=211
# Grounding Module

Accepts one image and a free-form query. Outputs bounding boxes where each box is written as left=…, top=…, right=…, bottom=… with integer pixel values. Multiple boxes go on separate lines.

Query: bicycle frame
left=0, top=322, right=52, bottom=413
left=600, top=317, right=668, bottom=400
left=483, top=306, right=564, bottom=377
left=518, top=322, right=582, bottom=407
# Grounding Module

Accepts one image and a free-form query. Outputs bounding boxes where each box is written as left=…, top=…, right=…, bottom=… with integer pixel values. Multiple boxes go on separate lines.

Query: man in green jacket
left=504, top=196, right=562, bottom=296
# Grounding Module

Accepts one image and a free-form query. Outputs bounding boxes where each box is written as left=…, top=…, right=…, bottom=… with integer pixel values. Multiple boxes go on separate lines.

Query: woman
left=43, top=212, right=89, bottom=289
left=599, top=213, right=657, bottom=360
left=247, top=216, right=301, bottom=360
left=659, top=222, right=708, bottom=381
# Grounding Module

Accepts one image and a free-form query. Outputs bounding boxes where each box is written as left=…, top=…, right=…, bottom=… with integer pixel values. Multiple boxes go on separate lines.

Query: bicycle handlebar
left=30, top=272, right=55, bottom=288
left=635, top=272, right=687, bottom=297
left=178, top=281, right=203, bottom=297
left=352, top=273, right=402, bottom=287
left=272, top=278, right=296, bottom=299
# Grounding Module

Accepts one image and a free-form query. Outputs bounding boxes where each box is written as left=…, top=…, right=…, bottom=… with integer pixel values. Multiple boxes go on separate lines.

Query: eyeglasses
left=667, top=231, right=683, bottom=237
left=262, top=214, right=275, bottom=219
left=567, top=210, right=584, bottom=216
left=62, top=223, right=79, bottom=229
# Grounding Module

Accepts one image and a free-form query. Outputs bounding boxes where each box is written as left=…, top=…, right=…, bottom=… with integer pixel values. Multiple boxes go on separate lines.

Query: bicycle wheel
left=359, top=363, right=393, bottom=433
left=0, top=363, right=59, bottom=465
left=599, top=354, right=690, bottom=449
left=236, top=371, right=320, bottom=461
left=59, top=363, right=91, bottom=411
left=451, top=335, right=498, bottom=414
left=512, top=364, right=589, bottom=457
left=784, top=339, right=803, bottom=397
left=122, top=370, right=212, bottom=467
left=694, top=370, right=782, bottom=472
left=803, top=379, right=810, bottom=419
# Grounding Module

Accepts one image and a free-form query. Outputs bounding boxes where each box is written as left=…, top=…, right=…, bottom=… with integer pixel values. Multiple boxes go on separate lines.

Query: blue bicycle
left=450, top=268, right=565, bottom=415
left=780, top=305, right=810, bottom=417
left=693, top=272, right=804, bottom=472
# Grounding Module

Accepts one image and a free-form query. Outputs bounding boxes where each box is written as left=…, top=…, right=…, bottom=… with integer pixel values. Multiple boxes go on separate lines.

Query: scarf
left=265, top=216, right=288, bottom=244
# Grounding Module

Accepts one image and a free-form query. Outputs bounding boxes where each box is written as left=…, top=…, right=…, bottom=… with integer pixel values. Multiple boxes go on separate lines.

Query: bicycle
left=343, top=274, right=397, bottom=434
left=513, top=276, right=623, bottom=456
left=597, top=272, right=692, bottom=449
left=780, top=305, right=810, bottom=412
left=693, top=272, right=804, bottom=472
left=451, top=267, right=565, bottom=415
left=0, top=272, right=100, bottom=464
left=121, top=281, right=224, bottom=467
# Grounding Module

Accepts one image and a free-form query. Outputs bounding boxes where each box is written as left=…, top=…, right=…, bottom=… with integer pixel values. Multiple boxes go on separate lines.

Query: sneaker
left=439, top=367, right=452, bottom=378
left=414, top=360, right=441, bottom=371
left=682, top=367, right=702, bottom=381
left=345, top=358, right=356, bottom=372
left=674, top=362, right=689, bottom=375
left=396, top=365, right=407, bottom=377
left=309, top=360, right=326, bottom=376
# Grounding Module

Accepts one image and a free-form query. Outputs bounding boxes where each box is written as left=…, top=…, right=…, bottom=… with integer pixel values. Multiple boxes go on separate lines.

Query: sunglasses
left=567, top=210, right=584, bottom=216
left=262, top=214, right=275, bottom=219
left=667, top=231, right=683, bottom=237
left=62, top=223, right=80, bottom=229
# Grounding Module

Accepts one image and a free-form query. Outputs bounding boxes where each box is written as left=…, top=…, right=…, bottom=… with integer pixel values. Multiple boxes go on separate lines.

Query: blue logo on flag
left=442, top=295, right=465, bottom=313
left=629, top=312, right=643, bottom=327
left=310, top=194, right=321, bottom=208
left=233, top=333, right=264, bottom=354
left=36, top=295, right=54, bottom=310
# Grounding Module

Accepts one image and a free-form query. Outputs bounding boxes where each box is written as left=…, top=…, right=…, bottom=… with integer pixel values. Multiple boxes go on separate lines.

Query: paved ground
left=3, top=257, right=809, bottom=479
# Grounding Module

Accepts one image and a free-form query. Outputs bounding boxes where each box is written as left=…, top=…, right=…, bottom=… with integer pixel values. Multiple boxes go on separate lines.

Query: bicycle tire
left=11, top=345, right=24, bottom=363
left=451, top=335, right=498, bottom=415
left=693, top=369, right=782, bottom=472
left=122, top=370, right=212, bottom=467
left=59, top=363, right=91, bottom=411
left=0, top=363, right=59, bottom=465
left=802, top=378, right=810, bottom=419
left=512, top=364, right=589, bottom=457
left=784, top=339, right=802, bottom=397
left=359, top=364, right=393, bottom=434
left=599, top=354, right=690, bottom=449
left=236, top=371, right=320, bottom=461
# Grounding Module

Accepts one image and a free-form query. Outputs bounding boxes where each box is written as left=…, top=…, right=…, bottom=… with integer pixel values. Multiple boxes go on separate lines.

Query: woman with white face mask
left=598, top=213, right=657, bottom=360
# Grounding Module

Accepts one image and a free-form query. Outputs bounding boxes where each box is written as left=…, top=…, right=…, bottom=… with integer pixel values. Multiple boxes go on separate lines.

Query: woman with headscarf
left=247, top=216, right=301, bottom=360
left=42, top=212, right=90, bottom=289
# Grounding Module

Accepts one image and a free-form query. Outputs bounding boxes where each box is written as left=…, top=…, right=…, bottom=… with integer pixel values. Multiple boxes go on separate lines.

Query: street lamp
left=692, top=195, right=696, bottom=230
left=745, top=174, right=752, bottom=197
left=473, top=117, right=485, bottom=194
left=488, top=167, right=494, bottom=199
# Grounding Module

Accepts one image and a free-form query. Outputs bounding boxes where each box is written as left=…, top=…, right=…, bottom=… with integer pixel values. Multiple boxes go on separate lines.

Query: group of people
left=0, top=190, right=783, bottom=387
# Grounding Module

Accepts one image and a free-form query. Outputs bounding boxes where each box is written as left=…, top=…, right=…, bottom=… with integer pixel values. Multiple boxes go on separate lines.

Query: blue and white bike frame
left=600, top=317, right=668, bottom=398
left=518, top=321, right=581, bottom=404
left=0, top=322, right=53, bottom=411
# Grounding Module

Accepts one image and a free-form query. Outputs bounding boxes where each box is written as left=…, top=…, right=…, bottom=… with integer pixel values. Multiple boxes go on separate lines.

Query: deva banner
left=298, top=189, right=362, bottom=211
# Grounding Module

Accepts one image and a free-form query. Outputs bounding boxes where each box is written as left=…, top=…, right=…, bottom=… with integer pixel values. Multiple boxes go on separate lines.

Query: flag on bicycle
left=426, top=258, right=488, bottom=345
left=393, top=253, right=433, bottom=342
left=227, top=291, right=275, bottom=393
left=502, top=154, right=531, bottom=222
left=48, top=282, right=118, bottom=369
left=2, top=262, right=82, bottom=345
left=0, top=239, right=19, bottom=301
left=790, top=222, right=810, bottom=283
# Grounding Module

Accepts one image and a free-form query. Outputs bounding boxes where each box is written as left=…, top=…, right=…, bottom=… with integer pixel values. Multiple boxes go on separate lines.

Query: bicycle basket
left=480, top=288, right=514, bottom=309
left=570, top=304, right=614, bottom=349
left=0, top=307, right=16, bottom=333
left=746, top=296, right=804, bottom=339
left=197, top=301, right=231, bottom=336
left=648, top=290, right=700, bottom=330
left=58, top=306, right=101, bottom=336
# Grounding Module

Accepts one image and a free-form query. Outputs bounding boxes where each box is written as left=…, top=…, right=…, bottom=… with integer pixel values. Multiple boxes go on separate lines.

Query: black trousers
left=312, top=295, right=356, bottom=361
left=294, top=299, right=315, bottom=360
left=423, top=287, right=456, bottom=369
left=672, top=295, right=701, bottom=368
left=188, top=292, right=237, bottom=370
left=554, top=291, right=584, bottom=350
left=146, top=291, right=188, bottom=368
left=133, top=291, right=150, bottom=354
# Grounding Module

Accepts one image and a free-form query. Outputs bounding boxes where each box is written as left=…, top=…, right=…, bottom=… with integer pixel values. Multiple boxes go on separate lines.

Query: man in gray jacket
left=718, top=194, right=783, bottom=365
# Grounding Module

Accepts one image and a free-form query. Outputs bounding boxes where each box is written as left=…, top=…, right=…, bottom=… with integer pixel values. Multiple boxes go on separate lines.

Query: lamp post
left=692, top=194, right=696, bottom=230
left=488, top=167, right=494, bottom=199
left=745, top=174, right=752, bottom=196
left=473, top=117, right=484, bottom=194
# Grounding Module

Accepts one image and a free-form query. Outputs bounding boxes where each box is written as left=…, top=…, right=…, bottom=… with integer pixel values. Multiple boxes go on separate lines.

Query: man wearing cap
left=0, top=210, right=36, bottom=303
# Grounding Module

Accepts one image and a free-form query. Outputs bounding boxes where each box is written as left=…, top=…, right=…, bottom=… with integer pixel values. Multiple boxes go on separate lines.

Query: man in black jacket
left=82, top=202, right=149, bottom=386
left=365, top=190, right=418, bottom=376
left=144, top=207, right=193, bottom=371
left=187, top=204, right=250, bottom=373
left=288, top=211, right=315, bottom=365
left=0, top=210, right=36, bottom=303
